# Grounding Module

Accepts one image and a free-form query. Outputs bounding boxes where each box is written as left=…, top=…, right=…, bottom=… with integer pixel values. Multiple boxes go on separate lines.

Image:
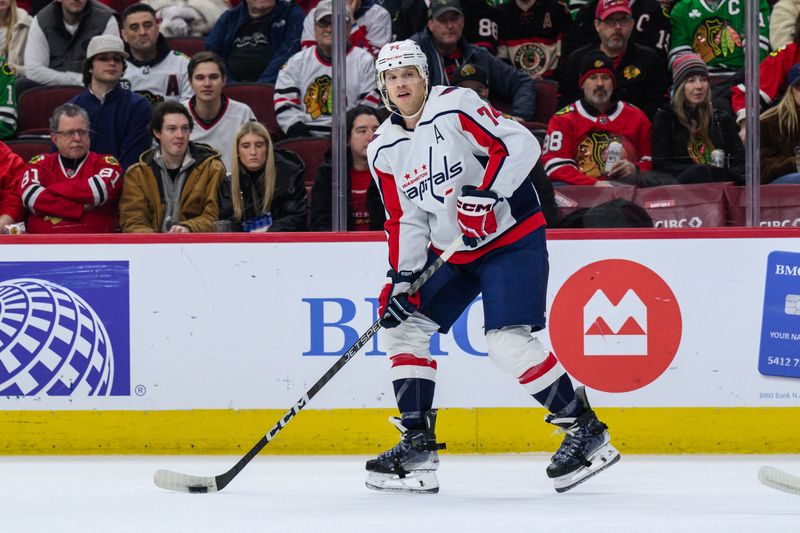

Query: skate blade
left=365, top=470, right=439, bottom=494
left=553, top=444, right=621, bottom=493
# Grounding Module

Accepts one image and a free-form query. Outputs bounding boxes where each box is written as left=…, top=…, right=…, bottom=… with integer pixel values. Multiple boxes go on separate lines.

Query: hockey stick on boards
left=758, top=466, right=800, bottom=495
left=154, top=236, right=463, bottom=493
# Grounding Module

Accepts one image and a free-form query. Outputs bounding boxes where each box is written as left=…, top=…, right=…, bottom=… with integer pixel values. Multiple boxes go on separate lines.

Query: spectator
left=450, top=62, right=558, bottom=225
left=770, top=0, right=800, bottom=50
left=542, top=51, right=652, bottom=185
left=562, top=0, right=670, bottom=61
left=182, top=51, right=256, bottom=171
left=668, top=0, right=770, bottom=73
left=0, top=140, right=25, bottom=230
left=120, top=100, right=226, bottom=233
left=300, top=0, right=391, bottom=57
left=23, top=0, right=119, bottom=88
left=760, top=63, right=800, bottom=184
left=310, top=106, right=385, bottom=231
left=143, top=0, right=229, bottom=38
left=121, top=3, right=193, bottom=105
left=274, top=2, right=379, bottom=138
left=731, top=15, right=800, bottom=139
left=557, top=0, right=667, bottom=119
left=18, top=103, right=123, bottom=233
left=205, top=0, right=304, bottom=84
left=394, top=0, right=499, bottom=53
left=495, top=0, right=571, bottom=80
left=0, top=0, right=32, bottom=77
left=218, top=121, right=306, bottom=231
left=411, top=0, right=536, bottom=121
left=651, top=53, right=744, bottom=184
left=69, top=35, right=153, bottom=171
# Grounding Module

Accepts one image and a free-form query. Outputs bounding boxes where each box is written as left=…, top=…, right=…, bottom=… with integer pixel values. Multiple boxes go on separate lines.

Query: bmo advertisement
left=1, top=231, right=800, bottom=411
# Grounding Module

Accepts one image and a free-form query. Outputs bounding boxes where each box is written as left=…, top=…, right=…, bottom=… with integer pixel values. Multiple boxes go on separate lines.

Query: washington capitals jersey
left=668, top=0, right=770, bottom=70
left=541, top=100, right=652, bottom=185
left=124, top=50, right=193, bottom=105
left=496, top=0, right=572, bottom=78
left=274, top=46, right=380, bottom=138
left=368, top=86, right=544, bottom=274
left=730, top=43, right=800, bottom=122
left=19, top=152, right=122, bottom=233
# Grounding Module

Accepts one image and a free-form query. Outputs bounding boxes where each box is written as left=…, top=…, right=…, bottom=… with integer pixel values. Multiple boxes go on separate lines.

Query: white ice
left=2, top=454, right=798, bottom=532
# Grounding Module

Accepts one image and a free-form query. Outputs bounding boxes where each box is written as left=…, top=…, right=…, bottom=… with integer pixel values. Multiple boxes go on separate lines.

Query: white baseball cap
left=86, top=35, right=129, bottom=60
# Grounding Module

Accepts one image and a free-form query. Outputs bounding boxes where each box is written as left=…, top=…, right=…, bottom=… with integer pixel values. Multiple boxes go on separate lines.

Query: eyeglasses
left=54, top=128, right=90, bottom=138
left=315, top=17, right=332, bottom=27
left=600, top=15, right=634, bottom=27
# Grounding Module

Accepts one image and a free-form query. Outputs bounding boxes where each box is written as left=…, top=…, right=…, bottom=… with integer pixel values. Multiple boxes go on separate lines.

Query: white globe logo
left=0, top=278, right=114, bottom=396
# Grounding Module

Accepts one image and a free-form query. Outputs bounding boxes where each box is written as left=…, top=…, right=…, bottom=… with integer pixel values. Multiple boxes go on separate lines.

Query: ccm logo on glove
left=456, top=186, right=500, bottom=247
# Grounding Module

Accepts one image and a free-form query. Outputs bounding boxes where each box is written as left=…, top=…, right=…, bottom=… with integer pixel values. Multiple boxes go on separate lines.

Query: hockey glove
left=456, top=185, right=500, bottom=247
left=378, top=270, right=421, bottom=328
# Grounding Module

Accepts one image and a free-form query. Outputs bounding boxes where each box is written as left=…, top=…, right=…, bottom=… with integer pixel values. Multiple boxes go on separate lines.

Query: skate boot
left=545, top=386, right=620, bottom=493
left=365, top=410, right=446, bottom=494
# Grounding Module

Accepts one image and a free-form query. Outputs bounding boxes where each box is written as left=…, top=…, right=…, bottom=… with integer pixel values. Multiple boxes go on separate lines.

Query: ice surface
left=2, top=454, right=798, bottom=532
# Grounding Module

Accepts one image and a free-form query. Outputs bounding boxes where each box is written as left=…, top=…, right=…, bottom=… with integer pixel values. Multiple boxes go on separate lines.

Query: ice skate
left=545, top=386, right=620, bottom=493
left=365, top=410, right=446, bottom=494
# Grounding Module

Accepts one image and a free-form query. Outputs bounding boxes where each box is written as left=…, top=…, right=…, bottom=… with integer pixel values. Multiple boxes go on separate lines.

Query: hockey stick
left=154, top=236, right=463, bottom=493
left=758, top=466, right=800, bottom=495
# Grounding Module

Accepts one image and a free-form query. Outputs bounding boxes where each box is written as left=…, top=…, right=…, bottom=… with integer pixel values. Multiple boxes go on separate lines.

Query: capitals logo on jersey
left=403, top=145, right=464, bottom=203
left=693, top=17, right=743, bottom=62
left=304, top=75, right=333, bottom=119
left=576, top=132, right=636, bottom=178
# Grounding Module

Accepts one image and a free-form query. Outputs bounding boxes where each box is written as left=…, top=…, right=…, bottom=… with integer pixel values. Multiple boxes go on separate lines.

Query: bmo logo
left=549, top=259, right=682, bottom=392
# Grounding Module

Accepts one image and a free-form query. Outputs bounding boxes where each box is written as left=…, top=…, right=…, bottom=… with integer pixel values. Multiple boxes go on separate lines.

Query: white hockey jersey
left=274, top=46, right=380, bottom=137
left=182, top=96, right=256, bottom=171
left=368, top=86, right=544, bottom=274
left=125, top=50, right=193, bottom=105
left=300, top=3, right=392, bottom=57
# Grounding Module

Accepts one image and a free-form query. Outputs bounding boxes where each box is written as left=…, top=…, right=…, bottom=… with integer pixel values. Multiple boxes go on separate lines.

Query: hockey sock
left=390, top=353, right=437, bottom=430
left=532, top=373, right=581, bottom=417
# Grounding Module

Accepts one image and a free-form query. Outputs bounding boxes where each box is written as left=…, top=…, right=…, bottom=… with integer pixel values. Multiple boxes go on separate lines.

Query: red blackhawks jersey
left=496, top=0, right=572, bottom=78
left=19, top=152, right=123, bottom=233
left=541, top=100, right=652, bottom=185
left=730, top=43, right=800, bottom=123
left=368, top=86, right=544, bottom=274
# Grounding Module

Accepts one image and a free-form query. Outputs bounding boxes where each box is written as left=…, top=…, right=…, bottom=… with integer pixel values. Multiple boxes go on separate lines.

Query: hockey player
left=19, top=103, right=122, bottom=233
left=543, top=51, right=652, bottom=185
left=121, top=3, right=193, bottom=105
left=274, top=0, right=380, bottom=139
left=365, top=39, right=620, bottom=494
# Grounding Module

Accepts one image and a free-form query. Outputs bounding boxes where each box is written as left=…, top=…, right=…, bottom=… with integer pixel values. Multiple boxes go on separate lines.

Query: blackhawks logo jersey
left=274, top=46, right=380, bottom=138
left=668, top=0, right=770, bottom=70
left=495, top=0, right=572, bottom=78
left=19, top=152, right=122, bottom=233
left=541, top=100, right=652, bottom=185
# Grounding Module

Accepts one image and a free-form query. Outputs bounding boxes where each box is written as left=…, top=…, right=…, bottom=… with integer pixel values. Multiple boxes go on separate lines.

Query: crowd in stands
left=0, top=0, right=798, bottom=233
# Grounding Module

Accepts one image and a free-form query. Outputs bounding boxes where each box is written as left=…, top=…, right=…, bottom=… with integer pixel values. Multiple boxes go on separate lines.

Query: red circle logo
left=549, top=259, right=682, bottom=392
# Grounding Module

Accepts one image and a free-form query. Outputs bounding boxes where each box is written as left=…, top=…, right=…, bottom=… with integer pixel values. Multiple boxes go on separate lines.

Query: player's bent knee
left=486, top=325, right=547, bottom=379
left=381, top=313, right=440, bottom=358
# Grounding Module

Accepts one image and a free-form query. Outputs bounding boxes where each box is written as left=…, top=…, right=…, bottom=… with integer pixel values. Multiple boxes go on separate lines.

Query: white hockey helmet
left=375, top=40, right=430, bottom=113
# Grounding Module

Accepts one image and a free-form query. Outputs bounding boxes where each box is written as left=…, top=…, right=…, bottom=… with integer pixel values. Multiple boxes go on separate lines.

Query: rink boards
left=1, top=229, right=800, bottom=454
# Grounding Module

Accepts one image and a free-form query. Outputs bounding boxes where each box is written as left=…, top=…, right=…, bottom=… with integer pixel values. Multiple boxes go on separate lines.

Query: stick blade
left=758, top=466, right=800, bottom=495
left=154, top=469, right=219, bottom=493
